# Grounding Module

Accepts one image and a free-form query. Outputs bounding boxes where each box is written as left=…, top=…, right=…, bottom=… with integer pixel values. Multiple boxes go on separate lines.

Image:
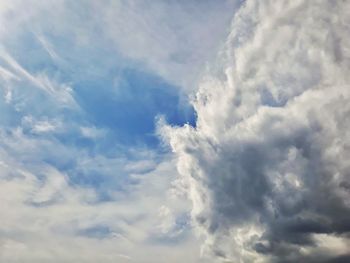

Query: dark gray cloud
left=164, top=0, right=350, bottom=262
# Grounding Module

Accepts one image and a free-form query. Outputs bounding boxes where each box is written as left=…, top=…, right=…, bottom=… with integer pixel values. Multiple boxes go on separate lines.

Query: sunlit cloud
left=1, top=1, right=349, bottom=262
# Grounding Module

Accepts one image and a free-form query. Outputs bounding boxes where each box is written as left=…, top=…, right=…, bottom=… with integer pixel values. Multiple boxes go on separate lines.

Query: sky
left=0, top=1, right=350, bottom=263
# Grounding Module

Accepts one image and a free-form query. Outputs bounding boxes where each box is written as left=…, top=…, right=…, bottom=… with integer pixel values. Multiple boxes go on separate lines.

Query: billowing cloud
left=163, top=0, right=350, bottom=262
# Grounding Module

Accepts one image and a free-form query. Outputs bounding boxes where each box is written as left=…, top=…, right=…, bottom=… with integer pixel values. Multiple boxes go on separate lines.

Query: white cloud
left=96, top=0, right=240, bottom=90
left=163, top=0, right=350, bottom=262
left=0, top=1, right=231, bottom=262
left=0, top=49, right=77, bottom=112
left=4, top=0, right=349, bottom=262
left=22, top=115, right=62, bottom=134
left=80, top=126, right=106, bottom=139
left=0, top=127, right=200, bottom=262
left=0, top=0, right=240, bottom=91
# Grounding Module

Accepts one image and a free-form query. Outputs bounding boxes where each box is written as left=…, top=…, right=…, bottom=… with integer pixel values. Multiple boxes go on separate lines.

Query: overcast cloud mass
left=0, top=0, right=350, bottom=262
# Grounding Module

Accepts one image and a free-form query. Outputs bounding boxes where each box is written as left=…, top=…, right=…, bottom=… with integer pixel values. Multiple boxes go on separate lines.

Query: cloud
left=0, top=0, right=239, bottom=91
left=4, top=0, right=349, bottom=262
left=0, top=1, right=225, bottom=261
left=163, top=0, right=350, bottom=262
left=0, top=25, right=200, bottom=262
left=0, top=0, right=205, bottom=145
left=95, top=0, right=240, bottom=90
left=0, top=125, right=201, bottom=262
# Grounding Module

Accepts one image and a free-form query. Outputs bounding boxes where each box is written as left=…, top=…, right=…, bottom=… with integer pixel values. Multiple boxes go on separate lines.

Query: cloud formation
left=0, top=128, right=199, bottom=262
left=0, top=0, right=238, bottom=91
left=2, top=0, right=349, bottom=262
left=0, top=0, right=222, bottom=262
left=164, top=0, right=350, bottom=262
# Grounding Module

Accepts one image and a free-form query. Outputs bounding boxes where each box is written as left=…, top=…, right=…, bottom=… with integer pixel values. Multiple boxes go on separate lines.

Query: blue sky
left=1, top=14, right=196, bottom=146
left=2, top=1, right=348, bottom=262
left=0, top=1, right=202, bottom=204
left=0, top=1, right=237, bottom=262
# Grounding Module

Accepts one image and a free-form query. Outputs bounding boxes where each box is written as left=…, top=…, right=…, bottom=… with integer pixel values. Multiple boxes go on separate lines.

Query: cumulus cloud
left=163, top=0, right=350, bottom=262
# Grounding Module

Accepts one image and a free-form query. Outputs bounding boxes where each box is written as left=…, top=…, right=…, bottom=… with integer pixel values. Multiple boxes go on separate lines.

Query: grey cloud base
left=164, top=0, right=350, bottom=262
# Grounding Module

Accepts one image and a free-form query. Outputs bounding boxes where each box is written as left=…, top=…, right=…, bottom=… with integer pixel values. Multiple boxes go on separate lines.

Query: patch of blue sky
left=75, top=68, right=195, bottom=147
left=0, top=20, right=195, bottom=197
left=77, top=225, right=115, bottom=240
left=1, top=25, right=195, bottom=147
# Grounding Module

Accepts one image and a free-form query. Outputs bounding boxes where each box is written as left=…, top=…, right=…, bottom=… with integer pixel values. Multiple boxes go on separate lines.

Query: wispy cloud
left=0, top=1, right=232, bottom=262
left=0, top=127, right=198, bottom=262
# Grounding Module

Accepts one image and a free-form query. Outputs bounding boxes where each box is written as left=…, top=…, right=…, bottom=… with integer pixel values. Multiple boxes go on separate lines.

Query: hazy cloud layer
left=0, top=0, right=238, bottom=91
left=0, top=142, right=198, bottom=262
left=164, top=0, right=350, bottom=262
left=0, top=0, right=237, bottom=262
